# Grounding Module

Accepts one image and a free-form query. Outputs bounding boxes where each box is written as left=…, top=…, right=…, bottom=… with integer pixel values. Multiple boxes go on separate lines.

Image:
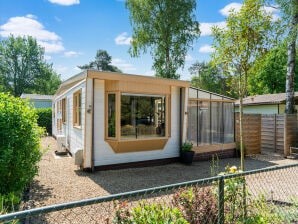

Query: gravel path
left=25, top=136, right=297, bottom=208
left=20, top=137, right=297, bottom=223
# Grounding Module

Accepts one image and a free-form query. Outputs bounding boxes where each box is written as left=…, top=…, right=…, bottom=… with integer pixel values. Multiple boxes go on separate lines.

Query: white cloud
left=115, top=32, right=132, bottom=45
left=200, top=22, right=226, bottom=36
left=112, top=58, right=136, bottom=72
left=220, top=2, right=242, bottom=16
left=199, top=45, right=214, bottom=53
left=64, top=51, right=81, bottom=58
left=185, top=54, right=194, bottom=62
left=220, top=3, right=279, bottom=20
left=0, top=15, right=64, bottom=53
left=48, top=0, right=79, bottom=6
left=44, top=55, right=52, bottom=60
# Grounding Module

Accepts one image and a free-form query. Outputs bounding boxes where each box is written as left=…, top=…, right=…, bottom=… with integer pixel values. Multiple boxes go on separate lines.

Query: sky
left=0, top=0, right=273, bottom=81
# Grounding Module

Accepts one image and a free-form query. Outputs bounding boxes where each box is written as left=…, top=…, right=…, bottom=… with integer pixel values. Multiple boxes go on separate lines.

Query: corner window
left=108, top=94, right=116, bottom=138
left=73, top=90, right=81, bottom=127
left=121, top=94, right=166, bottom=139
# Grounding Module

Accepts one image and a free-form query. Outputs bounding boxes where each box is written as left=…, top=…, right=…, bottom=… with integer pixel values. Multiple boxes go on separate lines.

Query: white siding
left=53, top=81, right=86, bottom=156
left=93, top=83, right=181, bottom=166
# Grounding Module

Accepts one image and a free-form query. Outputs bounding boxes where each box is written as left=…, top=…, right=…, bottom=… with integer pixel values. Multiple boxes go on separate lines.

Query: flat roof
left=235, top=92, right=298, bottom=105
left=20, top=93, right=53, bottom=100
left=55, top=70, right=190, bottom=96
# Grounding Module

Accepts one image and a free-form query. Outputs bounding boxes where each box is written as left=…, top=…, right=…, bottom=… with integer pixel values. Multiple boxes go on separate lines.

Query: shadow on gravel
left=81, top=157, right=276, bottom=195
left=27, top=180, right=53, bottom=206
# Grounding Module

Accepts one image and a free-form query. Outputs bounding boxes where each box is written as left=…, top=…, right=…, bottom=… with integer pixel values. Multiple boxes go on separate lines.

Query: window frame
left=105, top=91, right=170, bottom=141
left=62, top=98, right=67, bottom=123
left=73, top=90, right=82, bottom=128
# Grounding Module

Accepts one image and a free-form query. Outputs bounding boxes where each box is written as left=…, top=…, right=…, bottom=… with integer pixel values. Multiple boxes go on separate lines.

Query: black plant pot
left=181, top=150, right=195, bottom=165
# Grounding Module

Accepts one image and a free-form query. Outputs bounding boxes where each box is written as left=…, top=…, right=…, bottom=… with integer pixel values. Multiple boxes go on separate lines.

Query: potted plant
left=180, top=141, right=194, bottom=165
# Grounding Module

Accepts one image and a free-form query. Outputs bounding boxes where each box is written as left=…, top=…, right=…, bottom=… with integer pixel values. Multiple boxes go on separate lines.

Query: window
left=121, top=94, right=166, bottom=139
left=187, top=99, right=234, bottom=146
left=62, top=98, right=66, bottom=123
left=73, top=90, right=81, bottom=127
left=56, top=101, right=62, bottom=131
left=108, top=94, right=116, bottom=138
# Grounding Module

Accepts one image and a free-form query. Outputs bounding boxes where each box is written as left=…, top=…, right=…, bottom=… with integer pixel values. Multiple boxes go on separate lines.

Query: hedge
left=36, top=108, right=52, bottom=135
left=0, top=93, right=42, bottom=198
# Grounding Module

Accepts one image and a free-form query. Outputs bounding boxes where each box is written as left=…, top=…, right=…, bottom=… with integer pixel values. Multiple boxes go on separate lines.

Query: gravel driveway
left=24, top=136, right=297, bottom=209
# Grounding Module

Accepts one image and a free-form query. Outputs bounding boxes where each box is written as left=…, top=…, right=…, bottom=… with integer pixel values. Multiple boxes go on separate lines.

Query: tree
left=0, top=35, right=60, bottom=97
left=189, top=61, right=234, bottom=97
left=78, top=49, right=122, bottom=72
left=212, top=0, right=274, bottom=170
left=126, top=0, right=200, bottom=79
left=274, top=0, right=298, bottom=114
left=33, top=64, right=62, bottom=95
left=248, top=43, right=298, bottom=95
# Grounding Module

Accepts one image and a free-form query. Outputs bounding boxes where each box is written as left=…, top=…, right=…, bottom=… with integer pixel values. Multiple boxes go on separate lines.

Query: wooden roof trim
left=55, top=71, right=87, bottom=96
left=87, top=70, right=190, bottom=87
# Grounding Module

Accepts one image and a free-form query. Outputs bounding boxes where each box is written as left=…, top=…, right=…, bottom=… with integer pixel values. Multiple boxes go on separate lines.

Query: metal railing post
left=218, top=176, right=224, bottom=224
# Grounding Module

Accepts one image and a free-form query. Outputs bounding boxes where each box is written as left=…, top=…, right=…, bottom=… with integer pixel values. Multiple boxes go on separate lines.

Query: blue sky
left=0, top=0, right=265, bottom=81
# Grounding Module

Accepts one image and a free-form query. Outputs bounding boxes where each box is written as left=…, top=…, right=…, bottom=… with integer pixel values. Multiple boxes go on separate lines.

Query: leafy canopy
left=0, top=35, right=61, bottom=96
left=248, top=42, right=298, bottom=95
left=126, top=0, right=200, bottom=79
left=189, top=61, right=235, bottom=97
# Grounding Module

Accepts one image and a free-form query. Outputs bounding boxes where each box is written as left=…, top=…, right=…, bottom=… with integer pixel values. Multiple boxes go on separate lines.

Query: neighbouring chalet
left=234, top=92, right=298, bottom=114
left=20, top=93, right=53, bottom=108
left=52, top=70, right=235, bottom=171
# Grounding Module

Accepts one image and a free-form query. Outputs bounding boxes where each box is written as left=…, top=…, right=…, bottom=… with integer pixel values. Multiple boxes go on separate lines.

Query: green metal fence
left=0, top=163, right=297, bottom=223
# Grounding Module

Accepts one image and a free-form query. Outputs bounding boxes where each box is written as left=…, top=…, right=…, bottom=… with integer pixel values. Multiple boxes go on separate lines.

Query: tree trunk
left=285, top=0, right=298, bottom=114
left=239, top=76, right=245, bottom=171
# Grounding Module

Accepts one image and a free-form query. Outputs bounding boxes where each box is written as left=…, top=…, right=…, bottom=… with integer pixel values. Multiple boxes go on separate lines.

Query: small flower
left=229, top=166, right=237, bottom=173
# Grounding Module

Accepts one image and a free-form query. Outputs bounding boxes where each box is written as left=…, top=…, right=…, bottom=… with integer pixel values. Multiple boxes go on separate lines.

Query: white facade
left=52, top=71, right=189, bottom=170
left=53, top=80, right=86, bottom=156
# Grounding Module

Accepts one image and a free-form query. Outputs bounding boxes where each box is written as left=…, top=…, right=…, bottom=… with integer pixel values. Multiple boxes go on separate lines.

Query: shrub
left=36, top=108, right=52, bottom=135
left=172, top=186, right=218, bottom=223
left=246, top=195, right=285, bottom=224
left=217, top=166, right=246, bottom=223
left=0, top=93, right=42, bottom=199
left=112, top=201, right=188, bottom=224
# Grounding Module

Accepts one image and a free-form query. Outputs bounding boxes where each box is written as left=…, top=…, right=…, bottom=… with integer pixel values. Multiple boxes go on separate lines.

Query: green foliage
left=0, top=93, right=42, bottom=197
left=0, top=35, right=61, bottom=96
left=248, top=43, right=298, bottom=95
left=112, top=201, right=187, bottom=224
left=212, top=0, right=275, bottom=170
left=180, top=141, right=193, bottom=152
left=246, top=195, right=285, bottom=224
left=189, top=61, right=235, bottom=97
left=0, top=193, right=21, bottom=214
left=78, top=49, right=122, bottom=72
left=172, top=186, right=218, bottom=223
left=218, top=166, right=246, bottom=223
left=36, top=108, right=52, bottom=135
left=126, top=0, right=200, bottom=79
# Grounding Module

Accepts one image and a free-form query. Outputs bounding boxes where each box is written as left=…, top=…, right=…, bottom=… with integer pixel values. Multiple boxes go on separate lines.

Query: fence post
left=218, top=176, right=224, bottom=224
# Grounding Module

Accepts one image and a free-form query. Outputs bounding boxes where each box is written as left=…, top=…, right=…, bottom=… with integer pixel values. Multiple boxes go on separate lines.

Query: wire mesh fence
left=0, top=163, right=297, bottom=224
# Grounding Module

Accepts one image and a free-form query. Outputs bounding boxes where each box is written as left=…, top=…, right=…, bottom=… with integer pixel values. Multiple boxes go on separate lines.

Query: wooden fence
left=235, top=113, right=298, bottom=156
left=261, top=114, right=284, bottom=152
left=235, top=113, right=261, bottom=155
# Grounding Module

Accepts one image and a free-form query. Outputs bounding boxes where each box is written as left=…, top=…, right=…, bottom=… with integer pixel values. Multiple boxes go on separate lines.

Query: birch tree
left=276, top=0, right=298, bottom=113
left=126, top=0, right=200, bottom=79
